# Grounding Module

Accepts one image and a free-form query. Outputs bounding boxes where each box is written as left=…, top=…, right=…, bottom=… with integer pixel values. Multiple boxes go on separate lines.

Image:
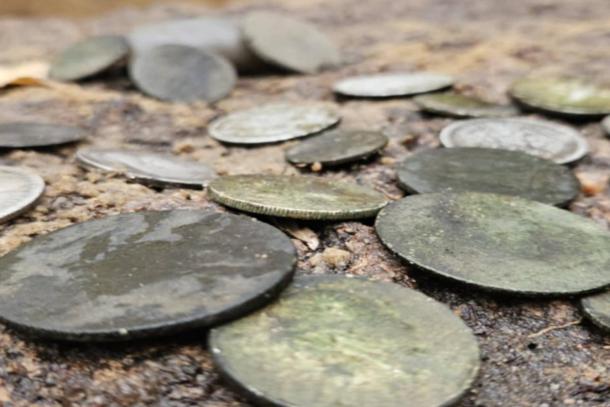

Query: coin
left=376, top=192, right=610, bottom=296
left=0, top=166, right=44, bottom=223
left=209, top=103, right=341, bottom=144
left=0, top=122, right=85, bottom=148
left=439, top=118, right=588, bottom=164
left=76, top=148, right=216, bottom=188
left=128, top=44, right=237, bottom=103
left=397, top=148, right=580, bottom=206
left=49, top=35, right=129, bottom=81
left=208, top=174, right=387, bottom=220
left=0, top=210, right=296, bottom=341
left=286, top=129, right=388, bottom=167
left=210, top=275, right=480, bottom=407
left=602, top=115, right=610, bottom=135
left=333, top=72, right=454, bottom=98
left=581, top=290, right=610, bottom=333
left=413, top=92, right=518, bottom=118
left=241, top=11, right=340, bottom=74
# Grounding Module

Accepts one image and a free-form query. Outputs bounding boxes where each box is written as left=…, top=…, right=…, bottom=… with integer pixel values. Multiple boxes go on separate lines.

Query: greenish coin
left=333, top=72, right=454, bottom=98
left=413, top=92, right=518, bottom=118
left=581, top=290, right=610, bottom=333
left=0, top=122, right=85, bottom=148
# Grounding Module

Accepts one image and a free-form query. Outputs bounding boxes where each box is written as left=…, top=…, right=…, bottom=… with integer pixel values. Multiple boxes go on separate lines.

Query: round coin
left=333, top=72, right=454, bottom=98
left=209, top=103, right=341, bottom=144
left=0, top=166, right=44, bottom=223
left=581, top=290, right=610, bottom=333
left=397, top=148, right=580, bottom=206
left=413, top=92, right=518, bottom=118
left=439, top=117, right=588, bottom=164
left=0, top=122, right=85, bottom=148
left=128, top=44, right=237, bottom=103
left=210, top=275, right=480, bottom=407
left=602, top=115, right=610, bottom=135
left=376, top=192, right=610, bottom=296
left=208, top=174, right=387, bottom=220
left=0, top=210, right=296, bottom=341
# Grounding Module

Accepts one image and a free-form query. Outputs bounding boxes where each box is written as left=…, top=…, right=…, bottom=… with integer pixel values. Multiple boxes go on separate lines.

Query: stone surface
left=0, top=122, right=85, bottom=148
left=0, top=166, right=45, bottom=223
left=333, top=72, right=453, bottom=98
left=581, top=290, right=610, bottom=333
left=413, top=91, right=518, bottom=118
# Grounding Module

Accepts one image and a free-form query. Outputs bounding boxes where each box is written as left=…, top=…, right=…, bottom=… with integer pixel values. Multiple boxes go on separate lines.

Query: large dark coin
left=581, top=290, right=610, bottom=333
left=376, top=192, right=610, bottom=296
left=333, top=72, right=454, bottom=98
left=397, top=148, right=580, bottom=206
left=0, top=210, right=296, bottom=341
left=413, top=92, right=518, bottom=118
left=210, top=275, right=480, bottom=407
left=0, top=122, right=85, bottom=148
left=129, top=44, right=237, bottom=103
left=0, top=166, right=45, bottom=223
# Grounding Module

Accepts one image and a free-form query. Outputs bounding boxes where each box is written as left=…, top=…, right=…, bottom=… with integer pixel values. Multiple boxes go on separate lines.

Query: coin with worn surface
left=439, top=118, right=588, bottom=164
left=49, top=35, right=129, bottom=81
left=241, top=11, right=340, bottom=74
left=581, top=290, right=610, bottom=333
left=413, top=92, right=518, bottom=118
left=209, top=103, right=340, bottom=144
left=286, top=129, right=388, bottom=166
left=0, top=122, right=85, bottom=148
left=397, top=148, right=579, bottom=206
left=0, top=210, right=296, bottom=341
left=333, top=72, right=454, bottom=98
left=129, top=44, right=236, bottom=103
left=208, top=174, right=387, bottom=220
left=210, top=275, right=480, bottom=407
left=602, top=115, right=610, bottom=135
left=0, top=166, right=44, bottom=223
left=376, top=192, right=610, bottom=296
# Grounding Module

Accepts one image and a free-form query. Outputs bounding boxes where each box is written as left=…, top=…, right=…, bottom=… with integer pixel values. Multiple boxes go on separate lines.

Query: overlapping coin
left=0, top=166, right=45, bottom=223
left=333, top=72, right=454, bottom=98
left=0, top=122, right=85, bottom=148
left=581, top=290, right=610, bottom=333
left=413, top=92, right=518, bottom=118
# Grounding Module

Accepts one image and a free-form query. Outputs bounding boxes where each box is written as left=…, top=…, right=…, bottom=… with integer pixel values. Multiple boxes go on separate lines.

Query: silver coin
left=602, top=115, right=610, bottom=136
left=0, top=166, right=44, bottom=223
left=333, top=72, right=454, bottom=98
left=209, top=103, right=341, bottom=144
left=0, top=122, right=85, bottom=148
left=439, top=118, right=588, bottom=164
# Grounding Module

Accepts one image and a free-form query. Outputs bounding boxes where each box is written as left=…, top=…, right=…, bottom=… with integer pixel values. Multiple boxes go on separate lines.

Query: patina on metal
left=581, top=290, right=610, bottom=333
left=0, top=122, right=85, bottom=148
left=413, top=91, right=518, bottom=118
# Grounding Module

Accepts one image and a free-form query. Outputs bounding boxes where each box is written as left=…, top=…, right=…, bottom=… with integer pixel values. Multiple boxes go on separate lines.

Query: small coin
left=397, top=148, right=580, bottom=206
left=128, top=44, right=237, bottom=103
left=0, top=166, right=44, bottom=223
left=602, top=115, right=610, bottom=135
left=286, top=129, right=388, bottom=167
left=376, top=192, right=610, bottom=296
left=76, top=148, right=216, bottom=188
left=581, top=290, right=610, bottom=333
left=0, top=210, right=296, bottom=341
left=439, top=118, right=588, bottom=164
left=241, top=11, right=340, bottom=74
left=49, top=35, right=129, bottom=81
left=210, top=275, right=480, bottom=407
left=208, top=174, right=387, bottom=220
left=209, top=103, right=341, bottom=144
left=413, top=92, right=518, bottom=118
left=0, top=122, right=85, bottom=148
left=333, top=72, right=454, bottom=98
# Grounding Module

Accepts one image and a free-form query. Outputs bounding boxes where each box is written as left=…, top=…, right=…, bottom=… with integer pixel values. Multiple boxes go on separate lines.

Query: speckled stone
left=413, top=92, right=518, bottom=118
left=0, top=166, right=44, bottom=223
left=0, top=122, right=85, bottom=148
left=333, top=72, right=454, bottom=98
left=581, top=290, right=610, bottom=333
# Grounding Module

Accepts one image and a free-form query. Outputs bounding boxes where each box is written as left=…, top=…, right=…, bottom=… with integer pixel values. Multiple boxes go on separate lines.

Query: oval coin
left=333, top=72, right=454, bottom=98
left=0, top=122, right=84, bottom=148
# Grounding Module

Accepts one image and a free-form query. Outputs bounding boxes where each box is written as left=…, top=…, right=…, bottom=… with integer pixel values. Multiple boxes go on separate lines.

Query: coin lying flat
left=208, top=174, right=387, bottom=220
left=602, top=115, right=610, bottom=135
left=210, top=275, right=480, bottom=407
left=581, top=290, right=610, bottom=333
left=0, top=122, right=85, bottom=148
left=129, top=44, right=237, bottom=103
left=376, top=192, right=610, bottom=296
left=0, top=210, right=295, bottom=341
left=241, top=11, right=340, bottom=74
left=0, top=166, right=44, bottom=223
left=397, top=148, right=580, bottom=206
left=209, top=103, right=341, bottom=144
left=413, top=92, right=518, bottom=118
left=76, top=148, right=216, bottom=188
left=439, top=118, right=588, bottom=164
left=333, top=72, right=454, bottom=98
left=49, top=35, right=129, bottom=81
left=286, top=129, right=388, bottom=167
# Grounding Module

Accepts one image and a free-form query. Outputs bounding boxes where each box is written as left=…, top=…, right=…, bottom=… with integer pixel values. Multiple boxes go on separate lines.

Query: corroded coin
left=602, top=115, right=610, bottom=135
left=209, top=103, right=341, bottom=144
left=413, top=92, right=518, bottom=118
left=439, top=118, right=588, bottom=164
left=0, top=210, right=295, bottom=341
left=49, top=35, right=129, bottom=81
left=397, top=148, right=580, bottom=206
left=286, top=129, right=388, bottom=167
left=210, top=275, right=480, bottom=407
left=376, top=192, right=610, bottom=296
left=0, top=122, right=85, bottom=148
left=333, top=72, right=454, bottom=98
left=581, top=290, right=610, bottom=333
left=241, top=11, right=340, bottom=74
left=208, top=174, right=387, bottom=220
left=128, top=44, right=237, bottom=103
left=76, top=148, right=216, bottom=188
left=0, top=166, right=44, bottom=223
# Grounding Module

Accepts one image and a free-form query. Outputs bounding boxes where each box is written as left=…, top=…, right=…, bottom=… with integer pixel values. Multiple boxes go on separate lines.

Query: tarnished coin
left=49, top=35, right=129, bottom=81
left=209, top=103, right=341, bottom=144
left=286, top=129, right=388, bottom=167
left=602, top=115, right=610, bottom=135
left=208, top=174, right=387, bottom=220
left=581, top=290, right=610, bottom=333
left=0, top=166, right=44, bottom=223
left=397, top=148, right=580, bottom=206
left=210, top=275, right=480, bottom=407
left=333, top=72, right=454, bottom=98
left=128, top=44, right=237, bottom=103
left=376, top=192, right=610, bottom=296
left=0, top=122, right=85, bottom=148
left=439, top=118, right=588, bottom=164
left=413, top=92, right=518, bottom=118
left=76, top=148, right=216, bottom=188
left=241, top=11, right=340, bottom=74
left=0, top=210, right=296, bottom=341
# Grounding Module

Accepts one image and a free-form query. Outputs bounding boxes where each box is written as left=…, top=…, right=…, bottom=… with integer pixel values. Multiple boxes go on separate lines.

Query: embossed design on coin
left=0, top=122, right=85, bottom=148
left=0, top=166, right=45, bottom=223
left=413, top=92, right=518, bottom=118
left=581, top=290, right=610, bottom=333
left=333, top=72, right=454, bottom=98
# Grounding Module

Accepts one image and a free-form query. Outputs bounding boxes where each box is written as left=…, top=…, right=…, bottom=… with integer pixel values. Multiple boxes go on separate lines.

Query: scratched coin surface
left=333, top=72, right=454, bottom=98
left=210, top=275, right=480, bottom=407
left=439, top=118, right=588, bottom=164
left=0, top=122, right=85, bottom=148
left=0, top=166, right=45, bottom=223
left=208, top=174, right=387, bottom=220
left=376, top=192, right=610, bottom=296
left=413, top=92, right=518, bottom=118
left=581, top=290, right=610, bottom=333
left=0, top=210, right=296, bottom=341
